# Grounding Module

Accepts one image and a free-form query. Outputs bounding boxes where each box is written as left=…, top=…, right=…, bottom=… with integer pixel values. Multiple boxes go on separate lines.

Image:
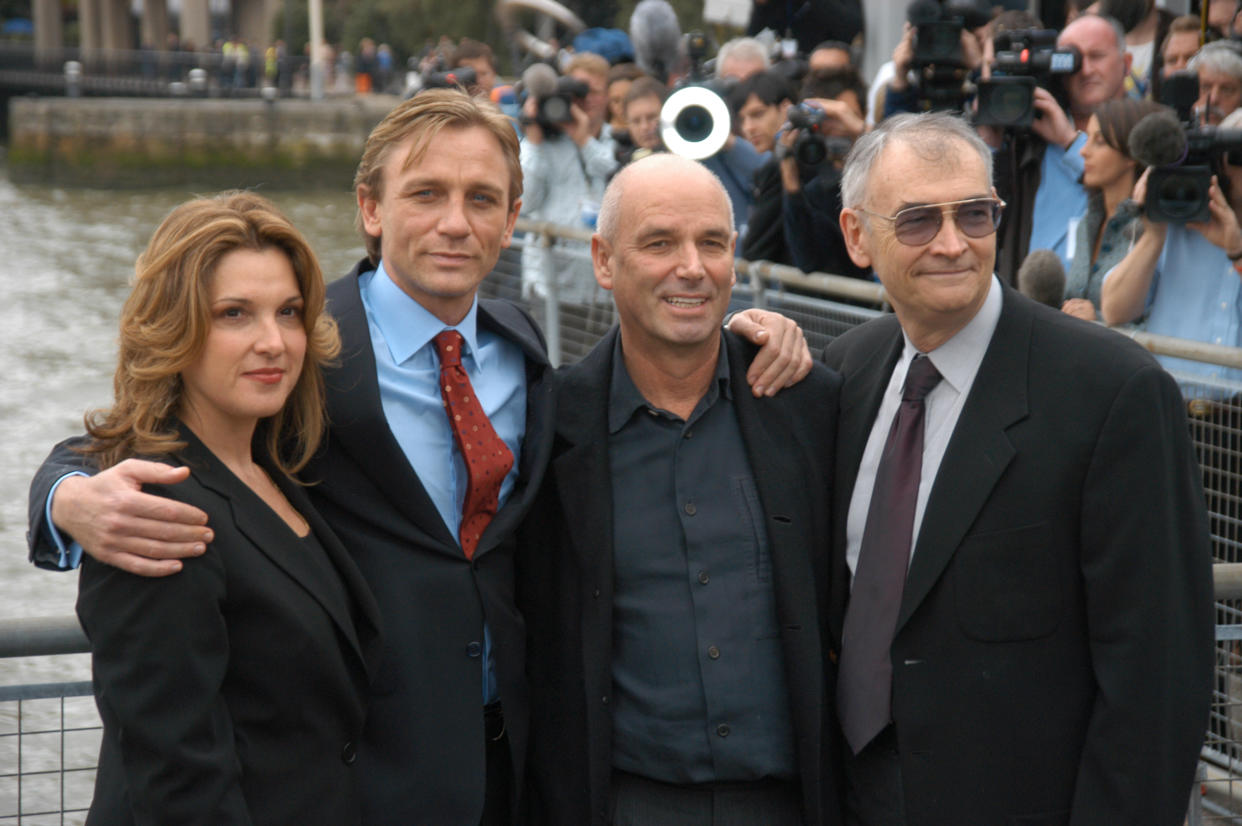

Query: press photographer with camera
left=1190, top=41, right=1242, bottom=126
left=993, top=13, right=1132, bottom=285
left=518, top=53, right=619, bottom=305
left=778, top=68, right=871, bottom=278
left=1100, top=105, right=1242, bottom=385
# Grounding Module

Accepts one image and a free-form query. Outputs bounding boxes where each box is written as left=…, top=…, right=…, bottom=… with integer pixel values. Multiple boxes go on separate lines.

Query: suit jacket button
left=341, top=741, right=357, bottom=765
left=466, top=641, right=482, bottom=658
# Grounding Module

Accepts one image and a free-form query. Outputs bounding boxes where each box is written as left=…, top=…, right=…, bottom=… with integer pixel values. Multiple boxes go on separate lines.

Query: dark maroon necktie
left=433, top=330, right=514, bottom=560
left=837, top=354, right=942, bottom=754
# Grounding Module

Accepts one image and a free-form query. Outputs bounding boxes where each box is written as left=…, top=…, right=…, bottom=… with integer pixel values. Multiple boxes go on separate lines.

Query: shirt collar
left=903, top=275, right=1002, bottom=394
left=607, top=334, right=732, bottom=433
left=363, top=260, right=482, bottom=365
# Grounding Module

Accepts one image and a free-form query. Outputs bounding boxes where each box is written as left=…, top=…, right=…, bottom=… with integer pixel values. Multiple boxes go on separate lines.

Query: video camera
left=783, top=103, right=852, bottom=181
left=660, top=31, right=735, bottom=160
left=404, top=53, right=478, bottom=98
left=516, top=63, right=591, bottom=137
left=906, top=0, right=989, bottom=114
left=1135, top=73, right=1242, bottom=223
left=974, top=29, right=1081, bottom=128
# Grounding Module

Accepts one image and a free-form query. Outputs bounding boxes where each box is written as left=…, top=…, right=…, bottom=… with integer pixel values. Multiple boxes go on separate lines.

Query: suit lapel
left=551, top=328, right=616, bottom=603
left=324, top=267, right=458, bottom=553
left=896, top=290, right=1031, bottom=631
left=474, top=299, right=554, bottom=559
left=178, top=426, right=379, bottom=676
left=830, top=325, right=903, bottom=643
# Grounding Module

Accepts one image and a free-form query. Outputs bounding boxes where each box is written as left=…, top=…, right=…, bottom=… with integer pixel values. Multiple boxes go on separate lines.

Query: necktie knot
left=902, top=354, right=942, bottom=403
left=434, top=330, right=465, bottom=370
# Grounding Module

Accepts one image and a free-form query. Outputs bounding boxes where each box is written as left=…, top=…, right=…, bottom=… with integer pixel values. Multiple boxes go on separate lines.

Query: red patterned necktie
left=433, top=330, right=515, bottom=560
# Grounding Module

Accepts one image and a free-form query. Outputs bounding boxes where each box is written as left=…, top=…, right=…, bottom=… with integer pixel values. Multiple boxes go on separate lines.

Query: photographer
left=1100, top=107, right=1242, bottom=384
left=1190, top=41, right=1242, bottom=126
left=519, top=53, right=619, bottom=304
left=778, top=68, right=871, bottom=278
left=994, top=13, right=1132, bottom=284
left=731, top=71, right=797, bottom=264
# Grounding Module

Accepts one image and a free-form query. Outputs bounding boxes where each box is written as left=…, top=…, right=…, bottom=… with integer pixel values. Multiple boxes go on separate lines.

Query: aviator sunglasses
left=857, top=197, right=1006, bottom=247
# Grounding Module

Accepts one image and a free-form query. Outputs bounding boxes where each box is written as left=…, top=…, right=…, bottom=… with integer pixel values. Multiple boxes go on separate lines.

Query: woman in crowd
left=76, top=191, right=381, bottom=825
left=1063, top=97, right=1168, bottom=321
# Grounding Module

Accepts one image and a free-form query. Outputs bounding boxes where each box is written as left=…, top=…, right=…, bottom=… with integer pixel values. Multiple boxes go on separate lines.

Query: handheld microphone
left=1017, top=249, right=1067, bottom=309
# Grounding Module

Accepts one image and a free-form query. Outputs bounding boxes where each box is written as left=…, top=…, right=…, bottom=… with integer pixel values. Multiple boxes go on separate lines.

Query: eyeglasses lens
left=892, top=200, right=1001, bottom=246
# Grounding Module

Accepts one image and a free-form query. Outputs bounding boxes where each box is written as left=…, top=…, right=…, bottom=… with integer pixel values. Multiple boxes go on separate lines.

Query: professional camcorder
left=403, top=54, right=479, bottom=98
left=783, top=103, right=852, bottom=181
left=516, top=63, right=591, bottom=137
left=659, top=31, right=735, bottom=159
left=1131, top=72, right=1242, bottom=223
left=975, top=28, right=1081, bottom=128
left=906, top=0, right=989, bottom=114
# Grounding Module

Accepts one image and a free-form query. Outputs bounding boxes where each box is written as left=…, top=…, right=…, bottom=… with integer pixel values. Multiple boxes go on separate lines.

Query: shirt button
left=716, top=723, right=730, bottom=738
left=707, top=645, right=720, bottom=660
left=602, top=695, right=609, bottom=705
left=466, top=641, right=482, bottom=658
left=1223, top=302, right=1229, bottom=310
left=684, top=502, right=697, bottom=516
left=341, top=741, right=357, bottom=765
left=684, top=430, right=693, bottom=439
left=697, top=570, right=710, bottom=585
left=593, top=588, right=601, bottom=598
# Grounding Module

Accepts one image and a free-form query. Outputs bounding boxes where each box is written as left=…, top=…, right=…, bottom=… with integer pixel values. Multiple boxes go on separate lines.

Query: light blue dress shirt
left=1126, top=225, right=1242, bottom=390
left=360, top=262, right=527, bottom=705
left=1029, top=132, right=1088, bottom=273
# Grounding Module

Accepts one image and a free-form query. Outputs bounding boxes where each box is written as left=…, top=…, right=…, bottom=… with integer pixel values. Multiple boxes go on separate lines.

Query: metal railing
left=7, top=221, right=1242, bottom=821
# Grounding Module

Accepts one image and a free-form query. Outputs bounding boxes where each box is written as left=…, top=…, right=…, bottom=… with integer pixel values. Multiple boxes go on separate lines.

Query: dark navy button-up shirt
left=606, top=335, right=795, bottom=784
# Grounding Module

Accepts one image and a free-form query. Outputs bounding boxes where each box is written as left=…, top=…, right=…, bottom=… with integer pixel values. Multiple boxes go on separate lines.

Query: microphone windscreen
left=630, top=0, right=682, bottom=82
left=521, top=62, right=559, bottom=99
left=1017, top=249, right=1066, bottom=309
left=907, top=0, right=943, bottom=25
left=1128, top=111, right=1187, bottom=169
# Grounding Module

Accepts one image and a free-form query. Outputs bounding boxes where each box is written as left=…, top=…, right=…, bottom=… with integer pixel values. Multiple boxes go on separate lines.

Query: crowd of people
left=18, top=1, right=1232, bottom=824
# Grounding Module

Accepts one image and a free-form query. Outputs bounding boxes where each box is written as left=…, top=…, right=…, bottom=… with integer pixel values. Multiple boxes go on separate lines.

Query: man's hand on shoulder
left=727, top=309, right=813, bottom=397
left=53, top=460, right=211, bottom=577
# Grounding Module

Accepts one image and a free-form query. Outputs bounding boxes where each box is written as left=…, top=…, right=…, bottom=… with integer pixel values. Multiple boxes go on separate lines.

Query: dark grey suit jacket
left=824, top=286, right=1214, bottom=826
left=518, top=327, right=844, bottom=826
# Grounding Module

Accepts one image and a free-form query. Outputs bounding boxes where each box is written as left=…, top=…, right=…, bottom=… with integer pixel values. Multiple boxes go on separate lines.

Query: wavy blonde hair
left=82, top=191, right=340, bottom=477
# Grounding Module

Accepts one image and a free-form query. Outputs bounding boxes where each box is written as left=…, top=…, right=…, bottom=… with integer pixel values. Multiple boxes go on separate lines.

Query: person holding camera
left=519, top=53, right=619, bottom=307
left=779, top=68, right=872, bottom=279
left=995, top=13, right=1133, bottom=284
left=1100, top=106, right=1242, bottom=385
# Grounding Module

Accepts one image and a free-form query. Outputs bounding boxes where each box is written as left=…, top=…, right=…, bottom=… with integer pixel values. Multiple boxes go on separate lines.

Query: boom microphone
left=520, top=62, right=559, bottom=99
left=630, top=0, right=682, bottom=83
left=1017, top=249, right=1066, bottom=309
left=1128, top=110, right=1188, bottom=169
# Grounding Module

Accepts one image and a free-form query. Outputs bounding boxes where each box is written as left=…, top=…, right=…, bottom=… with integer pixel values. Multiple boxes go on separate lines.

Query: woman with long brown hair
left=76, top=191, right=381, bottom=825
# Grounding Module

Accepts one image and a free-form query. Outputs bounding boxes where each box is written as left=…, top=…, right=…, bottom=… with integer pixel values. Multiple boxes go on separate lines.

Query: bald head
left=597, top=154, right=734, bottom=242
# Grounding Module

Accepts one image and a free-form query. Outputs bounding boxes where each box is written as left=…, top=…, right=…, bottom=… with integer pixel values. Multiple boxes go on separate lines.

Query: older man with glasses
left=826, top=110, right=1213, bottom=826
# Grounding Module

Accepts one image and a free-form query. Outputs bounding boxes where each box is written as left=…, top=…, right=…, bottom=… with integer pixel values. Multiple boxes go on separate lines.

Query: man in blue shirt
left=27, top=90, right=809, bottom=826
left=995, top=13, right=1133, bottom=283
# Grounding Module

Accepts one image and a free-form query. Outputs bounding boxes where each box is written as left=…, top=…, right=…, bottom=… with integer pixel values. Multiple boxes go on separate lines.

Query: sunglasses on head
left=857, top=197, right=1005, bottom=247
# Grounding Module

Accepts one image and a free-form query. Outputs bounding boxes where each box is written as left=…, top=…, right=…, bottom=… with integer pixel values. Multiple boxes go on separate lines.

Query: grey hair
left=715, top=37, right=770, bottom=77
left=1190, top=41, right=1242, bottom=83
left=840, top=111, right=993, bottom=210
left=597, top=154, right=734, bottom=241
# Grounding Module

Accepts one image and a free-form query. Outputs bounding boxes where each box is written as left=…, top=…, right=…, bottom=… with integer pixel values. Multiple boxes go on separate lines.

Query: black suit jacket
left=78, top=425, right=382, bottom=825
left=824, top=287, right=1214, bottom=826
left=303, top=261, right=555, bottom=825
left=29, top=260, right=555, bottom=825
left=518, top=327, right=844, bottom=826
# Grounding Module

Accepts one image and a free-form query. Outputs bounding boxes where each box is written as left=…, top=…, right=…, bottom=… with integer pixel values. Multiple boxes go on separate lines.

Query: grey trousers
left=609, top=770, right=804, bottom=826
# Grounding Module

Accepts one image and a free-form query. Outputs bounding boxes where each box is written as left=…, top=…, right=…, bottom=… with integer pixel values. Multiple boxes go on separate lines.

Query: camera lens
left=1154, top=172, right=1205, bottom=222
left=675, top=105, right=715, bottom=143
left=989, top=85, right=1031, bottom=126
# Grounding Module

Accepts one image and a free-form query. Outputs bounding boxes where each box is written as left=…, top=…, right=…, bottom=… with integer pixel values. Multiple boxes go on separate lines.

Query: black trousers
left=480, top=702, right=511, bottom=826
left=609, top=769, right=803, bottom=826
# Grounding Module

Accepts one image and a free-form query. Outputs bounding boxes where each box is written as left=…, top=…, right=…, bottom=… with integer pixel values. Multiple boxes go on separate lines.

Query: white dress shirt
left=846, top=276, right=1003, bottom=579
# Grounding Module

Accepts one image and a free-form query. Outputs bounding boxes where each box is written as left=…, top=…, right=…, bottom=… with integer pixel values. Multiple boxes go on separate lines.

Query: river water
left=0, top=158, right=367, bottom=690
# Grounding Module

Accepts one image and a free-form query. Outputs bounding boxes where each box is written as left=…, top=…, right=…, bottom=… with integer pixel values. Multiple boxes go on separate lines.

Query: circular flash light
left=660, top=86, right=732, bottom=160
